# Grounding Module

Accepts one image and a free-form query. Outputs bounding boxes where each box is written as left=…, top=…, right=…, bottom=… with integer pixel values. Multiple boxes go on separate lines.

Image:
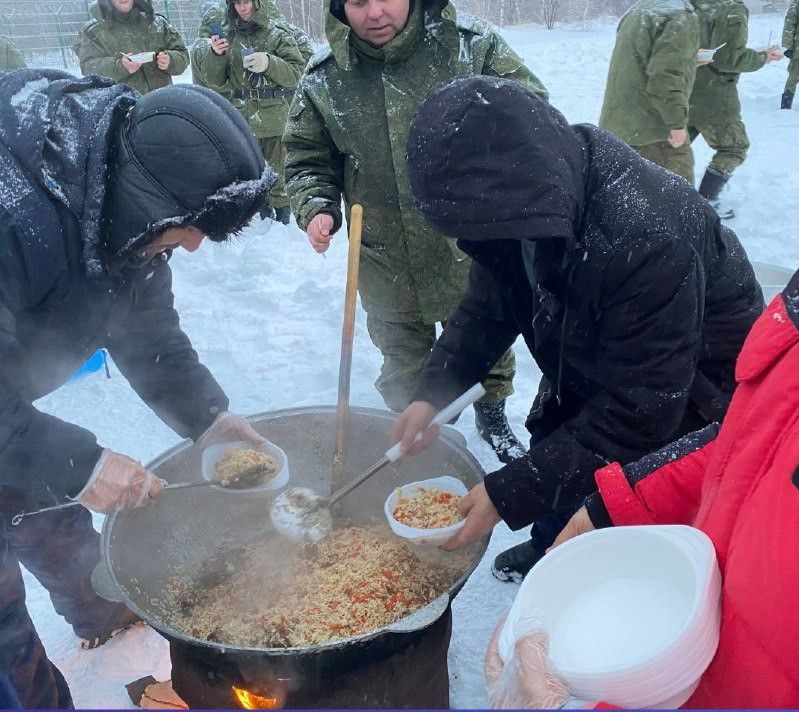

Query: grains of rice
left=163, top=525, right=466, bottom=648
left=213, top=448, right=277, bottom=486
left=392, top=487, right=463, bottom=529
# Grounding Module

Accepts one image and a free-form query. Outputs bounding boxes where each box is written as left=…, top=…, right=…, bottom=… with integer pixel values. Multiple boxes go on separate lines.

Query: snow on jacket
left=599, top=0, right=699, bottom=146
left=585, top=273, right=799, bottom=707
left=283, top=0, right=548, bottom=324
left=408, top=80, right=763, bottom=531
left=689, top=0, right=765, bottom=125
left=0, top=70, right=228, bottom=509
left=75, top=0, right=189, bottom=95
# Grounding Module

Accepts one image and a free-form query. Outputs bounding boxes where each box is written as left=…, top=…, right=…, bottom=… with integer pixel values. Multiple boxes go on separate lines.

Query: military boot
left=473, top=400, right=526, bottom=465
left=491, top=539, right=543, bottom=583
left=781, top=91, right=794, bottom=110
left=698, top=167, right=734, bottom=220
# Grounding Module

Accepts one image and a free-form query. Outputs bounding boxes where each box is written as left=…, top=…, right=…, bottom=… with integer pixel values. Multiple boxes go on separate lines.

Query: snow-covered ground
left=24, top=14, right=799, bottom=709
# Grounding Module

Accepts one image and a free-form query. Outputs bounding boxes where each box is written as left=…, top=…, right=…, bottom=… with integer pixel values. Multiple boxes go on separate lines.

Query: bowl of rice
left=384, top=475, right=468, bottom=545
left=201, top=440, right=289, bottom=493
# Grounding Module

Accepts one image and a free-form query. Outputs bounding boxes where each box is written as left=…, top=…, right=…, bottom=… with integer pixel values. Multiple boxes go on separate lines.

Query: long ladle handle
left=327, top=383, right=486, bottom=508
left=384, top=382, right=486, bottom=463
left=10, top=479, right=215, bottom=525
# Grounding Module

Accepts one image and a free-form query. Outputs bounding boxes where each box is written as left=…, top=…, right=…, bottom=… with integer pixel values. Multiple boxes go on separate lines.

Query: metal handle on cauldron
left=326, top=382, right=486, bottom=509
left=10, top=479, right=221, bottom=526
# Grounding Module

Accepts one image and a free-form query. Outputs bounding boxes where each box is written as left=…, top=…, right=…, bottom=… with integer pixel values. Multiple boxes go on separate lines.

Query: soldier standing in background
left=191, top=0, right=312, bottom=91
left=781, top=0, right=798, bottom=108
left=599, top=0, right=700, bottom=182
left=75, top=0, right=188, bottom=95
left=197, top=0, right=307, bottom=224
left=284, top=0, right=547, bottom=471
left=0, top=37, right=25, bottom=71
left=688, top=0, right=782, bottom=218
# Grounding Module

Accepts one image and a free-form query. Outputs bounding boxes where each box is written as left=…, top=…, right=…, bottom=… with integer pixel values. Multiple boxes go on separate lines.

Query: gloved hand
left=77, top=450, right=164, bottom=513
left=196, top=411, right=265, bottom=448
left=785, top=48, right=794, bottom=59
left=485, top=613, right=591, bottom=709
left=243, top=51, right=269, bottom=73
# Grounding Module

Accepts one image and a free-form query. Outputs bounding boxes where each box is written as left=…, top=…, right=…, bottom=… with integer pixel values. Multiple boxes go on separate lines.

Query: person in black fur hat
left=0, top=69, right=274, bottom=708
left=393, top=75, right=763, bottom=583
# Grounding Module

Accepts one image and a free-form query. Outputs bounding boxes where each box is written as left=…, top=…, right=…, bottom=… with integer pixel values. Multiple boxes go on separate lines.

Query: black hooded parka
left=408, top=77, right=764, bottom=531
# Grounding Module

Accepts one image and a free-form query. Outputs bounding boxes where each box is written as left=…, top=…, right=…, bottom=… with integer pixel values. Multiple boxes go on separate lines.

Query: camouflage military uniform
left=74, top=0, right=189, bottom=95
left=782, top=0, right=799, bottom=101
left=284, top=0, right=547, bottom=411
left=198, top=1, right=307, bottom=212
left=599, top=0, right=699, bottom=182
left=0, top=37, right=25, bottom=71
left=688, top=0, right=766, bottom=176
left=192, top=0, right=312, bottom=91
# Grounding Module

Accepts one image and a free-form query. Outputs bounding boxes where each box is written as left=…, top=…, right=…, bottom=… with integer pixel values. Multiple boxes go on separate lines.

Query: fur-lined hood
left=103, top=83, right=275, bottom=263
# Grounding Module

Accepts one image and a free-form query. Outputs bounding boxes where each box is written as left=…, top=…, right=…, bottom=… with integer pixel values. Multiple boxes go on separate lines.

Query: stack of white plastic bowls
left=498, top=525, right=721, bottom=709
left=751, top=261, right=794, bottom=304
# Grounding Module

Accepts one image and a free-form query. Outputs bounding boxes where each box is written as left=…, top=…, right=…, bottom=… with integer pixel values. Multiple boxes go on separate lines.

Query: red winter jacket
left=590, top=283, right=799, bottom=708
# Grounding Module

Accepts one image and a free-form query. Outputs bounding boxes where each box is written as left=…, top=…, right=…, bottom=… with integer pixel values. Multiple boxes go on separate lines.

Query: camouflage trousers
left=366, top=314, right=515, bottom=412
left=633, top=140, right=695, bottom=184
left=785, top=56, right=799, bottom=94
left=688, top=120, right=750, bottom=176
left=259, top=136, right=289, bottom=210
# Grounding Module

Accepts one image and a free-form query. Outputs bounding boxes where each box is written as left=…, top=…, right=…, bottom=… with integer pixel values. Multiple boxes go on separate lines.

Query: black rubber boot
left=274, top=206, right=292, bottom=225
left=491, top=539, right=544, bottom=583
left=782, top=91, right=794, bottom=110
left=698, top=167, right=734, bottom=220
left=473, top=400, right=526, bottom=465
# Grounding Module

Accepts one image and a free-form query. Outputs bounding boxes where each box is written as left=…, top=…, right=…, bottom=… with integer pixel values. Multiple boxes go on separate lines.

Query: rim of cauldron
left=100, top=405, right=490, bottom=656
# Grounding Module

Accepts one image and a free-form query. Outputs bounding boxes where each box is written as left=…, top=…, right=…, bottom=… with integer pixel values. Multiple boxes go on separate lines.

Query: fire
left=232, top=686, right=280, bottom=709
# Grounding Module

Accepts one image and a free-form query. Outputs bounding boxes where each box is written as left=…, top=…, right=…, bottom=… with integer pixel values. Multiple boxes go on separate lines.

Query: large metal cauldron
left=93, top=406, right=487, bottom=679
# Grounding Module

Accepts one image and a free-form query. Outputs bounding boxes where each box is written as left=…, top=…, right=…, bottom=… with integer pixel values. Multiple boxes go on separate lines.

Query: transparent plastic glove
left=76, top=450, right=164, bottom=513
left=242, top=51, right=269, bottom=73
left=485, top=612, right=593, bottom=709
left=196, top=411, right=265, bottom=448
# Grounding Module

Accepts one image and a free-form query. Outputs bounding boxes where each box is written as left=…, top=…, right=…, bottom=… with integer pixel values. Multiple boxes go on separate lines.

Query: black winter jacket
left=0, top=70, right=228, bottom=509
left=412, top=121, right=763, bottom=531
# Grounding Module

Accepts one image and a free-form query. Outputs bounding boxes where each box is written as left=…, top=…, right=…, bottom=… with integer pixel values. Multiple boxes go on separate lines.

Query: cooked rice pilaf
left=213, top=447, right=278, bottom=486
left=392, top=487, right=464, bottom=529
left=163, top=526, right=465, bottom=648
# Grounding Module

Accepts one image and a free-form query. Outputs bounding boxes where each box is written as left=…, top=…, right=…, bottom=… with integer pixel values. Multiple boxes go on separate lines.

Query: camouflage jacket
left=283, top=0, right=547, bottom=324
left=784, top=0, right=799, bottom=51
left=599, top=0, right=700, bottom=146
left=689, top=0, right=766, bottom=124
left=75, top=0, right=188, bottom=94
left=192, top=1, right=312, bottom=90
left=198, top=3, right=306, bottom=138
left=0, top=37, right=25, bottom=70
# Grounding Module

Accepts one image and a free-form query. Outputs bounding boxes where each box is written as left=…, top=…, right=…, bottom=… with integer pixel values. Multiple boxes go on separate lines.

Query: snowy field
left=25, top=14, right=799, bottom=709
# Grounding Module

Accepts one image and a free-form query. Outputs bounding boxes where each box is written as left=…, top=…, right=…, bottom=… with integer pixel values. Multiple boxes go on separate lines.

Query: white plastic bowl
left=384, top=475, right=468, bottom=545
left=201, top=440, right=289, bottom=493
left=751, top=261, right=795, bottom=304
left=128, top=51, right=155, bottom=63
left=499, top=525, right=721, bottom=709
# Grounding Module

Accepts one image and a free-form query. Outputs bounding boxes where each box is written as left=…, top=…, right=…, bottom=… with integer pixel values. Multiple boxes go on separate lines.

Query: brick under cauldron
left=168, top=611, right=452, bottom=709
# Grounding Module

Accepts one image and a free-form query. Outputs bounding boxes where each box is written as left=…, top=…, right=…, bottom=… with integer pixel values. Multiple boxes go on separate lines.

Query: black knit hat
left=407, top=75, right=584, bottom=243
left=103, top=84, right=275, bottom=261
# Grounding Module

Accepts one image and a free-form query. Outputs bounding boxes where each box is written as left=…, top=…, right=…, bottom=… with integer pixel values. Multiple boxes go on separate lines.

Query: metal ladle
left=269, top=383, right=486, bottom=542
left=10, top=463, right=274, bottom=526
